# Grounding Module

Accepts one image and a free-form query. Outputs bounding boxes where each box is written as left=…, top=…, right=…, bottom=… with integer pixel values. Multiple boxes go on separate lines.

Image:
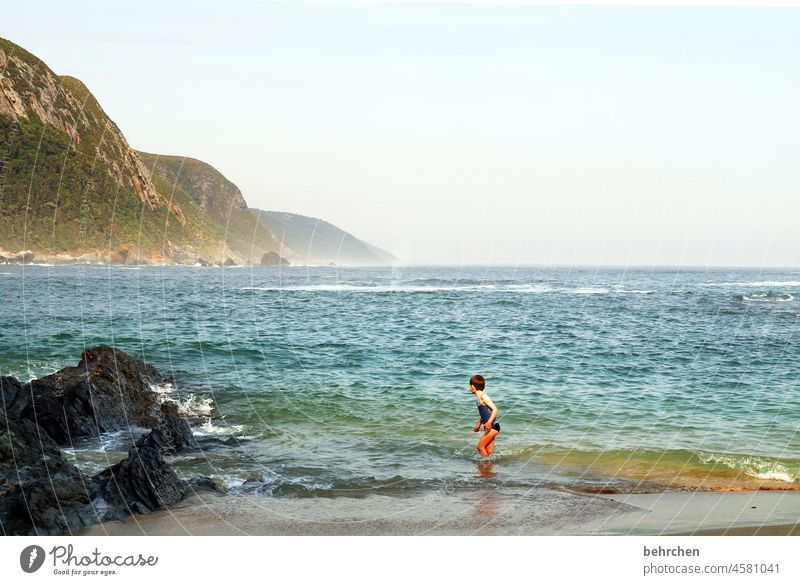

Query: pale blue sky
left=2, top=1, right=800, bottom=266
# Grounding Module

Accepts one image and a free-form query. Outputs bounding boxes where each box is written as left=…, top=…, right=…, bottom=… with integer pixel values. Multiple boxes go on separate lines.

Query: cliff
left=0, top=37, right=394, bottom=266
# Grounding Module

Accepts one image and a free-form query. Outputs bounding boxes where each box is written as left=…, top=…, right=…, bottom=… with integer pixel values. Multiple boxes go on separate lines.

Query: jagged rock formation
left=0, top=346, right=223, bottom=536
left=90, top=401, right=199, bottom=519
left=0, top=406, right=95, bottom=535
left=19, top=346, right=163, bottom=444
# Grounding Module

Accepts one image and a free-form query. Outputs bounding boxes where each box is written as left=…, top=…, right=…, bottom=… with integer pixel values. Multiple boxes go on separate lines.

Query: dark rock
left=223, top=257, right=236, bottom=266
left=196, top=257, right=210, bottom=267
left=260, top=251, right=290, bottom=266
left=0, top=409, right=94, bottom=535
left=89, top=410, right=199, bottom=520
left=181, top=475, right=226, bottom=496
left=1, top=346, right=231, bottom=535
left=0, top=376, right=29, bottom=420
left=239, top=479, right=264, bottom=493
left=20, top=346, right=163, bottom=444
left=152, top=404, right=199, bottom=453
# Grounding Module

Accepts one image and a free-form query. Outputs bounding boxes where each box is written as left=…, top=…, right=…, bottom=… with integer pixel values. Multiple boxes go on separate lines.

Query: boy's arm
left=482, top=395, right=498, bottom=429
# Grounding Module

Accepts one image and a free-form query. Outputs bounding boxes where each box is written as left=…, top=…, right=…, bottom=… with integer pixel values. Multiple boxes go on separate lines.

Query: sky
left=2, top=1, right=800, bottom=266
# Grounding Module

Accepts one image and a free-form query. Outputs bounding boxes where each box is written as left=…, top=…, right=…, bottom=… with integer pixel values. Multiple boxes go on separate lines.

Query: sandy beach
left=584, top=491, right=800, bottom=536
left=72, top=488, right=800, bottom=537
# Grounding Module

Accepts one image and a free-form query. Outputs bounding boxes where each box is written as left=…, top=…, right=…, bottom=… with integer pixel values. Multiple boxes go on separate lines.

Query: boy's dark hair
left=470, top=374, right=485, bottom=391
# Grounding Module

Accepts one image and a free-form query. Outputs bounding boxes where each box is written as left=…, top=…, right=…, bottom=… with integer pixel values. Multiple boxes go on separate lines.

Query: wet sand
left=586, top=491, right=800, bottom=535
left=73, top=487, right=638, bottom=536
left=672, top=524, right=800, bottom=536
left=72, top=488, right=800, bottom=536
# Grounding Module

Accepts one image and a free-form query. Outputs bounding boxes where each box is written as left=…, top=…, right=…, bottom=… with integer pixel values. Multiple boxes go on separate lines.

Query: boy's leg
left=486, top=432, right=498, bottom=455
left=478, top=429, right=499, bottom=457
left=477, top=436, right=488, bottom=456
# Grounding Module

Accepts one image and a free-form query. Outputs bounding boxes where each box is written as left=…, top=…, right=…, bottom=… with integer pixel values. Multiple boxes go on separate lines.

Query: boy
left=470, top=374, right=500, bottom=457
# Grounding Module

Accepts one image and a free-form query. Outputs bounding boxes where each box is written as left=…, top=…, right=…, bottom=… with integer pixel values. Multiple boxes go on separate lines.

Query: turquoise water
left=2, top=264, right=799, bottom=494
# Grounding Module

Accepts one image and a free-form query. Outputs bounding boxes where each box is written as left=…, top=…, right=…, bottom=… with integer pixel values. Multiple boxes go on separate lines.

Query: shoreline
left=671, top=524, right=800, bottom=536
left=0, top=260, right=374, bottom=268
left=71, top=488, right=800, bottom=537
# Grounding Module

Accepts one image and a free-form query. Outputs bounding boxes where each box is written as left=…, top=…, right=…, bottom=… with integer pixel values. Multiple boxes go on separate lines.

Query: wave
left=231, top=473, right=532, bottom=498
left=707, top=280, right=800, bottom=287
left=150, top=382, right=256, bottom=442
left=732, top=291, right=795, bottom=303
left=240, top=284, right=649, bottom=295
left=697, top=451, right=800, bottom=483
left=497, top=284, right=553, bottom=293
left=193, top=419, right=255, bottom=439
left=150, top=382, right=215, bottom=417
left=242, top=284, right=499, bottom=293
left=3, top=361, right=63, bottom=382
left=407, top=277, right=500, bottom=285
left=511, top=445, right=800, bottom=490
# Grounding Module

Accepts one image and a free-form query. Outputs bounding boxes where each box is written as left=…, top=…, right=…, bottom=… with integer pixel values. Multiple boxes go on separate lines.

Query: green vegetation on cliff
left=0, top=37, right=226, bottom=262
left=138, top=152, right=279, bottom=263
left=0, top=112, right=175, bottom=257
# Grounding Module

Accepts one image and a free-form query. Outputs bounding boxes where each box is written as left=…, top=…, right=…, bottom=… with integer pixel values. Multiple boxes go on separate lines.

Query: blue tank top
left=476, top=392, right=495, bottom=424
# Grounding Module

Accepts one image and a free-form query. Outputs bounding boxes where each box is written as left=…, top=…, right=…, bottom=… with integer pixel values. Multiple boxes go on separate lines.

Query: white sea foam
left=4, top=362, right=62, bottom=383
left=193, top=420, right=251, bottom=438
left=504, top=284, right=555, bottom=293
left=707, top=280, right=800, bottom=287
left=179, top=393, right=215, bottom=417
left=749, top=470, right=798, bottom=482
left=241, top=283, right=634, bottom=295
left=148, top=383, right=255, bottom=441
left=698, top=452, right=799, bottom=483
left=242, top=284, right=498, bottom=292
left=150, top=382, right=175, bottom=396
left=150, top=382, right=215, bottom=417
left=743, top=293, right=794, bottom=303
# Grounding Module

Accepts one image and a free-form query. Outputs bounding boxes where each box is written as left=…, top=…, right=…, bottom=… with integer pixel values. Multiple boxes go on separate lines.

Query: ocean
left=2, top=264, right=799, bottom=497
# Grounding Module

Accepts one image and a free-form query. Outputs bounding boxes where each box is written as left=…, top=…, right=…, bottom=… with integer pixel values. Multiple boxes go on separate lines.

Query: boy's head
left=469, top=374, right=485, bottom=393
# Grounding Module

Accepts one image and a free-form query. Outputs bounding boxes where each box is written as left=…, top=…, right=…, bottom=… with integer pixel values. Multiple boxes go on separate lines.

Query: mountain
left=136, top=152, right=279, bottom=264
left=253, top=210, right=396, bottom=265
left=0, top=37, right=220, bottom=263
left=0, top=37, right=394, bottom=266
